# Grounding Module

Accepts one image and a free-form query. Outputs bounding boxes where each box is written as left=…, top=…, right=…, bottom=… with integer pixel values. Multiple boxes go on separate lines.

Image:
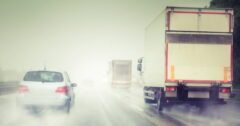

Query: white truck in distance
left=138, top=7, right=234, bottom=111
left=111, top=60, right=132, bottom=87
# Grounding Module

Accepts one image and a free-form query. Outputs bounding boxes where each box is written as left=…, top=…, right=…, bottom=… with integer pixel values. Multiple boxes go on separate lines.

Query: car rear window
left=23, top=71, right=64, bottom=82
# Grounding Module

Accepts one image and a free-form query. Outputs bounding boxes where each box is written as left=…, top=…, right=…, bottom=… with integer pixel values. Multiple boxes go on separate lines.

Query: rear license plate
left=188, top=91, right=209, bottom=98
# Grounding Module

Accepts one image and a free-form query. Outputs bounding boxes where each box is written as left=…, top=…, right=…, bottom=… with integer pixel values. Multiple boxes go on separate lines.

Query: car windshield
left=23, top=71, right=63, bottom=82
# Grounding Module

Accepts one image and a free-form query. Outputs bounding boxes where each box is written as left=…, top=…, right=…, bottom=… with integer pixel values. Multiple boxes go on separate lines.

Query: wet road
left=0, top=84, right=240, bottom=126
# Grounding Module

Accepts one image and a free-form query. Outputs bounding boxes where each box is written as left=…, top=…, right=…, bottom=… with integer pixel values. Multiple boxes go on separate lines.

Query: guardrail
left=0, top=82, right=19, bottom=95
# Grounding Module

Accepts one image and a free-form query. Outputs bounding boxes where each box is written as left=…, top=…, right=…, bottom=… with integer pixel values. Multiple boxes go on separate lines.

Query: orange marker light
left=224, top=67, right=228, bottom=82
left=170, top=65, right=175, bottom=80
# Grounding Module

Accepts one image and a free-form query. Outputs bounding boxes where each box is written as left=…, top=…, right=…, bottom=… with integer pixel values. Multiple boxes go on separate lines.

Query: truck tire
left=157, top=90, right=165, bottom=111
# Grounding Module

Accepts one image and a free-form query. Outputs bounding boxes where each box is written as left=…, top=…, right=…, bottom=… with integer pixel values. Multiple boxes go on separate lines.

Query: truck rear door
left=112, top=60, right=132, bottom=85
left=166, top=33, right=232, bottom=83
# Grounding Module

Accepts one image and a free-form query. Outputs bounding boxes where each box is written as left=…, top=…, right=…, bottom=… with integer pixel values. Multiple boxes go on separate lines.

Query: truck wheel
left=157, top=90, right=165, bottom=111
left=217, top=99, right=227, bottom=105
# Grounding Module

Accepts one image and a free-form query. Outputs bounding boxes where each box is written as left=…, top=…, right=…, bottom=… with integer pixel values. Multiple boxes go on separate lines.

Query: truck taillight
left=220, top=88, right=231, bottom=93
left=56, top=86, right=68, bottom=94
left=18, top=85, right=29, bottom=93
left=166, top=87, right=176, bottom=92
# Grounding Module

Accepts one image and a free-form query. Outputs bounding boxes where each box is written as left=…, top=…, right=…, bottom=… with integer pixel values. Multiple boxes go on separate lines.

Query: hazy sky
left=0, top=0, right=210, bottom=81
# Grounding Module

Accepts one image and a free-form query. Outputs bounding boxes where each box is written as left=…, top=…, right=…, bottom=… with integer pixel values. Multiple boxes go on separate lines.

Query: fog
left=6, top=1, right=240, bottom=126
left=0, top=0, right=209, bottom=83
left=162, top=103, right=240, bottom=126
left=1, top=84, right=240, bottom=126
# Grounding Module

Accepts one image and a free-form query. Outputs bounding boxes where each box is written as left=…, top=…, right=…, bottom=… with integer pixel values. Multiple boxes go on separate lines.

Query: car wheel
left=63, top=101, right=71, bottom=114
left=71, top=95, right=75, bottom=107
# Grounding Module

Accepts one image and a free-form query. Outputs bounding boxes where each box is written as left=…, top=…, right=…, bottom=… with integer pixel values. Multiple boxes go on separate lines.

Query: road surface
left=0, top=83, right=240, bottom=126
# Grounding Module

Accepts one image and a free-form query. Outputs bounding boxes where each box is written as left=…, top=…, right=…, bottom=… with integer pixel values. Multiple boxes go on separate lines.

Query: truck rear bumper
left=144, top=84, right=232, bottom=103
left=163, top=98, right=226, bottom=105
left=164, top=85, right=232, bottom=99
left=165, top=91, right=231, bottom=99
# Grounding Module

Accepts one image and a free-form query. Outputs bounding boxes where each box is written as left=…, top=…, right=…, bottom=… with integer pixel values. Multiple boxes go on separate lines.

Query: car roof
left=26, top=69, right=65, bottom=74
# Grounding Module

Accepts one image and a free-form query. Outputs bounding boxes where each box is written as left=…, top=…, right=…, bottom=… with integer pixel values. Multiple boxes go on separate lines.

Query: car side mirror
left=71, top=83, right=77, bottom=87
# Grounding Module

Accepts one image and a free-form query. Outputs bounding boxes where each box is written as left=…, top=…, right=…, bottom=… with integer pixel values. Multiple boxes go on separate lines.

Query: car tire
left=63, top=101, right=71, bottom=114
left=71, top=95, right=75, bottom=107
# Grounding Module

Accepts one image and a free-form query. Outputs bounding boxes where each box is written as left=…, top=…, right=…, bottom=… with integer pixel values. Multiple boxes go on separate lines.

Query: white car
left=16, top=69, right=77, bottom=113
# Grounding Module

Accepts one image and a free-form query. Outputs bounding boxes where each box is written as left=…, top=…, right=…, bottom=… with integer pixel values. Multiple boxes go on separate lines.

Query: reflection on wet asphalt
left=0, top=84, right=240, bottom=126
